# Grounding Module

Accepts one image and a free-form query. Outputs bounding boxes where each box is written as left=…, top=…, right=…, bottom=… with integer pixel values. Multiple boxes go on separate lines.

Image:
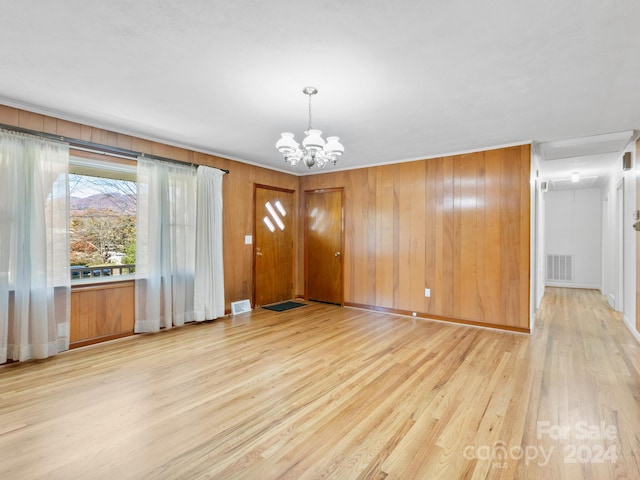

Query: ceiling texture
left=1, top=0, right=639, bottom=181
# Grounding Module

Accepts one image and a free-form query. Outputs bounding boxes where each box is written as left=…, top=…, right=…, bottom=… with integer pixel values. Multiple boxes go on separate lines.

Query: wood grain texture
left=254, top=186, right=295, bottom=306
left=305, top=189, right=343, bottom=304
left=300, top=145, right=531, bottom=330
left=0, top=287, right=637, bottom=479
left=70, top=281, right=135, bottom=347
left=0, top=104, right=529, bottom=332
left=515, top=288, right=640, bottom=479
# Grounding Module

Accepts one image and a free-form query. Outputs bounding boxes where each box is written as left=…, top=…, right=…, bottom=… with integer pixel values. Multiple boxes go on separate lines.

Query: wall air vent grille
left=546, top=254, right=573, bottom=282
left=231, top=299, right=251, bottom=315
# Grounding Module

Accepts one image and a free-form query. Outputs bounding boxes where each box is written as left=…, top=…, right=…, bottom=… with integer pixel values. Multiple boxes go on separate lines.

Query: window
left=69, top=156, right=136, bottom=282
left=263, top=200, right=286, bottom=232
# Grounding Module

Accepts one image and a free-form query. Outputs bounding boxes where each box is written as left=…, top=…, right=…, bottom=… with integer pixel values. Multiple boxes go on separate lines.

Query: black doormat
left=262, top=301, right=307, bottom=312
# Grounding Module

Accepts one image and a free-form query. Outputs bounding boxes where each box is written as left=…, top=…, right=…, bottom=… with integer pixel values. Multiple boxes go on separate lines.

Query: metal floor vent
left=546, top=254, right=573, bottom=282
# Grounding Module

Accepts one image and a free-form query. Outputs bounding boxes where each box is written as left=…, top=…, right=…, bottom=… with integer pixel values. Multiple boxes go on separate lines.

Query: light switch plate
left=245, top=235, right=252, bottom=245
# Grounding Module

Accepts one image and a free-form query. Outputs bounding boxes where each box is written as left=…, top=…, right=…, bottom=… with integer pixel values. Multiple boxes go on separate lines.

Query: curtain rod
left=0, top=123, right=230, bottom=175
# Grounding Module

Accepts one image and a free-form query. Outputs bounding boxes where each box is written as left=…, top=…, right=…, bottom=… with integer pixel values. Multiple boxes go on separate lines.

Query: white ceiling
left=1, top=0, right=639, bottom=177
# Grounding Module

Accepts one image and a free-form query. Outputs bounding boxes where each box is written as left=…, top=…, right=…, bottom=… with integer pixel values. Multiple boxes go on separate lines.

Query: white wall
left=535, top=143, right=638, bottom=343
left=602, top=179, right=622, bottom=309
left=601, top=147, right=638, bottom=341
left=545, top=188, right=602, bottom=289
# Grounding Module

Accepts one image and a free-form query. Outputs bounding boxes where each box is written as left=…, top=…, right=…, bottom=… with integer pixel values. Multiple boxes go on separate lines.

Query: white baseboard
left=545, top=282, right=601, bottom=290
left=530, top=310, right=536, bottom=332
left=623, top=316, right=640, bottom=345
left=607, top=294, right=615, bottom=309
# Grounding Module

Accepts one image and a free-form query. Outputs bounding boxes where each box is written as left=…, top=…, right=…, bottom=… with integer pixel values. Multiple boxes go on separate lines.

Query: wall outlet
left=424, top=288, right=431, bottom=297
left=412, top=312, right=417, bottom=317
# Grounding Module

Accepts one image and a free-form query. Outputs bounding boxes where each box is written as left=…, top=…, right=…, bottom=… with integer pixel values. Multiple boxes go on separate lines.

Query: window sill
left=71, top=274, right=136, bottom=288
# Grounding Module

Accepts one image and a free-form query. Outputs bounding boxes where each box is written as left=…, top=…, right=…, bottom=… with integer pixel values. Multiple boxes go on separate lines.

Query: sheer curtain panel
left=135, top=158, right=197, bottom=332
left=0, top=131, right=70, bottom=363
left=194, top=166, right=225, bottom=321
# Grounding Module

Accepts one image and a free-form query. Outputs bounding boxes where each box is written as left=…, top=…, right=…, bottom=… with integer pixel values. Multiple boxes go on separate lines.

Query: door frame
left=616, top=180, right=624, bottom=312
left=253, top=184, right=296, bottom=307
left=304, top=187, right=345, bottom=305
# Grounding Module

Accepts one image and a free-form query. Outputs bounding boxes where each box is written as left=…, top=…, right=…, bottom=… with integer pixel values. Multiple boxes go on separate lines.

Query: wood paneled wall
left=70, top=281, right=135, bottom=347
left=300, top=145, right=531, bottom=331
left=0, top=105, right=299, bottom=313
left=0, top=104, right=530, bottom=333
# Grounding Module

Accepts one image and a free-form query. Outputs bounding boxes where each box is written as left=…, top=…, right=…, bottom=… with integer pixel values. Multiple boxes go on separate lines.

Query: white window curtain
left=0, top=131, right=70, bottom=363
left=135, top=158, right=197, bottom=332
left=194, top=166, right=225, bottom=321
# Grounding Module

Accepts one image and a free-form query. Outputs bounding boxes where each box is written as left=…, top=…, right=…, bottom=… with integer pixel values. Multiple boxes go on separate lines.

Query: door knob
left=334, top=251, right=341, bottom=257
left=256, top=248, right=263, bottom=257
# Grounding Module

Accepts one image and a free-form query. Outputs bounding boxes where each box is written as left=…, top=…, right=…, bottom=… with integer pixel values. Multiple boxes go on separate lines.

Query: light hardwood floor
left=0, top=288, right=638, bottom=479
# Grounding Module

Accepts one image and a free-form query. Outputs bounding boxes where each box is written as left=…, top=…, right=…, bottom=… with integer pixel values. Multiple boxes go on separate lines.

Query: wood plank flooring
left=0, top=288, right=638, bottom=479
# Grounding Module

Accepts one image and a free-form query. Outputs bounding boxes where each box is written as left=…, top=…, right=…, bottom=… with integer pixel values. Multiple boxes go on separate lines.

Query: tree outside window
left=69, top=173, right=136, bottom=278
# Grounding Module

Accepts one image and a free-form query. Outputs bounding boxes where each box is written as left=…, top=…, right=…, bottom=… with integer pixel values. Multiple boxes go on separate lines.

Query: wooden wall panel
left=458, top=152, right=479, bottom=320
left=485, top=152, right=504, bottom=322
left=375, top=165, right=394, bottom=308
left=70, top=281, right=135, bottom=346
left=441, top=157, right=455, bottom=318
left=424, top=158, right=438, bottom=314
left=345, top=169, right=369, bottom=305
left=409, top=161, right=426, bottom=313
left=395, top=162, right=413, bottom=309
left=300, top=145, right=531, bottom=331
left=366, top=168, right=378, bottom=306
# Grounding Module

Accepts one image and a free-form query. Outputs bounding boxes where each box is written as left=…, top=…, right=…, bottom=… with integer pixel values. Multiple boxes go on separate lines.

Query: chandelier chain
left=307, top=93, right=313, bottom=131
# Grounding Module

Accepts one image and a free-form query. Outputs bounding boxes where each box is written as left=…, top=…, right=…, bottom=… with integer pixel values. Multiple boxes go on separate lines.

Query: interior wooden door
left=305, top=188, right=344, bottom=304
left=254, top=186, right=294, bottom=306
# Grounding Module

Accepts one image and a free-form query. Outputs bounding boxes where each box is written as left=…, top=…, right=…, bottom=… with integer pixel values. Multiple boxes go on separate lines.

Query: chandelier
left=275, top=87, right=344, bottom=169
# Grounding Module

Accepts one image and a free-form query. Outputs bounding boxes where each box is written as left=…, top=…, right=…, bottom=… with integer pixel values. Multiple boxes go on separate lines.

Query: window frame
left=69, top=151, right=137, bottom=285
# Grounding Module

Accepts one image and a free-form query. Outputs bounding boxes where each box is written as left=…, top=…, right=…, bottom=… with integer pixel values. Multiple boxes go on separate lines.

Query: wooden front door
left=305, top=188, right=344, bottom=304
left=254, top=186, right=294, bottom=306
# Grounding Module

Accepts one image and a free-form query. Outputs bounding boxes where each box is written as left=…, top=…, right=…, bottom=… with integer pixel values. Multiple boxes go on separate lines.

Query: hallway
left=517, top=287, right=640, bottom=478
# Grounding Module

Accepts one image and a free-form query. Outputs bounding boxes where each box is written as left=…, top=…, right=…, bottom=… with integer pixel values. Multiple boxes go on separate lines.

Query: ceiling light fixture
left=276, top=87, right=344, bottom=169
left=571, top=172, right=580, bottom=183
